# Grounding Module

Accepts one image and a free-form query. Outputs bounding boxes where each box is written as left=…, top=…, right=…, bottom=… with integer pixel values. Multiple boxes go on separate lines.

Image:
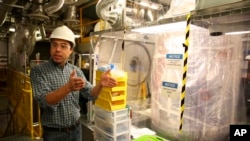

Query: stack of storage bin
left=94, top=106, right=131, bottom=141
left=94, top=70, right=131, bottom=141
left=95, top=70, right=128, bottom=111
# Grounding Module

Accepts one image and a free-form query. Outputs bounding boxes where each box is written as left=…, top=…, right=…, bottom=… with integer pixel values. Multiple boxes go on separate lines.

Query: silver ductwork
left=96, top=0, right=126, bottom=29
left=64, top=5, right=79, bottom=25
left=96, top=0, right=117, bottom=22
left=64, top=0, right=78, bottom=5
left=64, top=5, right=78, bottom=21
left=30, top=0, right=45, bottom=14
left=0, top=0, right=18, bottom=26
left=14, top=17, right=36, bottom=56
left=44, top=0, right=65, bottom=15
left=39, top=23, right=47, bottom=39
left=29, top=0, right=49, bottom=22
left=29, top=0, right=65, bottom=30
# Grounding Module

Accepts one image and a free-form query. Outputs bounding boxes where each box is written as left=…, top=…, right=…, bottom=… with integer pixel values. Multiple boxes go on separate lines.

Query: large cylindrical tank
left=151, top=25, right=246, bottom=141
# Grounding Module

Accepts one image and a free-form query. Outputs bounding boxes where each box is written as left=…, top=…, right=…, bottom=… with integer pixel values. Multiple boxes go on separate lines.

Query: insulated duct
left=65, top=5, right=77, bottom=20
left=30, top=0, right=45, bottom=14
left=15, top=17, right=36, bottom=56
left=64, top=0, right=78, bottom=5
left=96, top=0, right=117, bottom=22
left=96, top=0, right=126, bottom=29
left=0, top=0, right=18, bottom=26
left=64, top=5, right=79, bottom=25
left=39, top=23, right=46, bottom=39
left=44, top=0, right=65, bottom=15
left=29, top=0, right=65, bottom=23
left=29, top=0, right=49, bottom=22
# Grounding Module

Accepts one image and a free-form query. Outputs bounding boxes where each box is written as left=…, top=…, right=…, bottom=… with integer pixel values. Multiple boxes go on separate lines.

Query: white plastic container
left=94, top=126, right=130, bottom=141
left=94, top=116, right=130, bottom=136
left=94, top=106, right=130, bottom=123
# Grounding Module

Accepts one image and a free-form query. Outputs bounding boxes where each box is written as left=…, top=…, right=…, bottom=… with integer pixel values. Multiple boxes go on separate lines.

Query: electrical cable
left=125, top=42, right=152, bottom=87
left=108, top=38, right=118, bottom=64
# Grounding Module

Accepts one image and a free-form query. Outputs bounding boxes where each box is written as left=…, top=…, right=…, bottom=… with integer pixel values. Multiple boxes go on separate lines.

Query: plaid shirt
left=30, top=59, right=94, bottom=128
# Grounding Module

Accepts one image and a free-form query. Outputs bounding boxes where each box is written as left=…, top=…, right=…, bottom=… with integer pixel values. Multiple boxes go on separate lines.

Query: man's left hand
left=100, top=70, right=117, bottom=87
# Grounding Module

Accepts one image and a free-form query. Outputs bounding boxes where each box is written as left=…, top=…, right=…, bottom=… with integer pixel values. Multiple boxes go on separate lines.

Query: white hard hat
left=49, top=25, right=76, bottom=47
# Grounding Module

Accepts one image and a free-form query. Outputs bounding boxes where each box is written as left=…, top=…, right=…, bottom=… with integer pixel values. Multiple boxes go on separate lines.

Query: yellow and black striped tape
left=179, top=13, right=191, bottom=132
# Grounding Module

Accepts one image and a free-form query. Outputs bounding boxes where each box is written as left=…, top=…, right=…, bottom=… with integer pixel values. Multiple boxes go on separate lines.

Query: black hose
left=125, top=42, right=152, bottom=87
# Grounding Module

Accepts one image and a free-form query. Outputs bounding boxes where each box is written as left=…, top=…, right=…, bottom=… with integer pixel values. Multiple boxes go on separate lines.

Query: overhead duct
left=29, top=0, right=49, bottom=22
left=64, top=0, right=78, bottom=5
left=30, top=0, right=45, bottom=14
left=14, top=17, right=36, bottom=56
left=39, top=23, right=47, bottom=39
left=63, top=5, right=79, bottom=27
left=29, top=0, right=65, bottom=29
left=96, top=0, right=117, bottom=23
left=0, top=0, right=18, bottom=26
left=96, top=0, right=126, bottom=29
left=44, top=0, right=65, bottom=15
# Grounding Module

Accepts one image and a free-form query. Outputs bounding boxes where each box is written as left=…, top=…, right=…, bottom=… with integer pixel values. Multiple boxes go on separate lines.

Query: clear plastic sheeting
left=161, top=0, right=195, bottom=19
left=91, top=30, right=155, bottom=128
left=151, top=26, right=246, bottom=141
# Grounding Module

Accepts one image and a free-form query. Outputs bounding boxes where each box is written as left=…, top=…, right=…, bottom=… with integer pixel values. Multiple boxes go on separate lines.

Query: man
left=30, top=25, right=117, bottom=141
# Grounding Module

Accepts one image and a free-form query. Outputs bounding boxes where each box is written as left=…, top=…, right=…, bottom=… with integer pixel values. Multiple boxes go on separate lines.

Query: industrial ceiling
left=0, top=0, right=174, bottom=39
left=0, top=0, right=94, bottom=40
left=1, top=0, right=250, bottom=41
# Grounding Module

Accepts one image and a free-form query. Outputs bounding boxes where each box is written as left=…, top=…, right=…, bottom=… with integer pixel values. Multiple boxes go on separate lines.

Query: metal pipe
left=0, top=0, right=18, bottom=26
left=64, top=0, right=78, bottom=5
left=0, top=3, right=24, bottom=9
left=65, top=5, right=77, bottom=20
left=44, top=0, right=65, bottom=15
left=39, top=23, right=46, bottom=39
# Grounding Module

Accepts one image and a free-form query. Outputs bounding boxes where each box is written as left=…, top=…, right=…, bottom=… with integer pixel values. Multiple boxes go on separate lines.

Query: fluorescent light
left=132, top=21, right=186, bottom=34
left=9, top=27, right=15, bottom=32
left=225, top=31, right=250, bottom=35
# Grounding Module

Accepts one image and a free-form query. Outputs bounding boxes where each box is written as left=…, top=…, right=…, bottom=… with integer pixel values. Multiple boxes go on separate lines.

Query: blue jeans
left=43, top=124, right=82, bottom=141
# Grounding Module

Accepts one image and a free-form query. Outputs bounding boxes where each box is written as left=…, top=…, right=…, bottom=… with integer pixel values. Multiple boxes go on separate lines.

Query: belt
left=43, top=120, right=80, bottom=133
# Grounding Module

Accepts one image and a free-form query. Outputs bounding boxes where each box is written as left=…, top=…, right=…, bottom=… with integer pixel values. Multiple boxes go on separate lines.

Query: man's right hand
left=67, top=70, right=85, bottom=92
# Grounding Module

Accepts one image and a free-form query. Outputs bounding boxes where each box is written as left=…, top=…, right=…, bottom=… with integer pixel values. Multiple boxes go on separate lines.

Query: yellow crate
left=95, top=98, right=126, bottom=111
left=96, top=79, right=127, bottom=92
left=99, top=90, right=126, bottom=101
left=102, top=86, right=126, bottom=92
left=96, top=70, right=103, bottom=79
left=96, top=70, right=128, bottom=82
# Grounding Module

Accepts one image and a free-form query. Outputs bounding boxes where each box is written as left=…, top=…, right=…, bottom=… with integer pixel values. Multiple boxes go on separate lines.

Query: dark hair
left=69, top=42, right=74, bottom=49
left=50, top=38, right=74, bottom=49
